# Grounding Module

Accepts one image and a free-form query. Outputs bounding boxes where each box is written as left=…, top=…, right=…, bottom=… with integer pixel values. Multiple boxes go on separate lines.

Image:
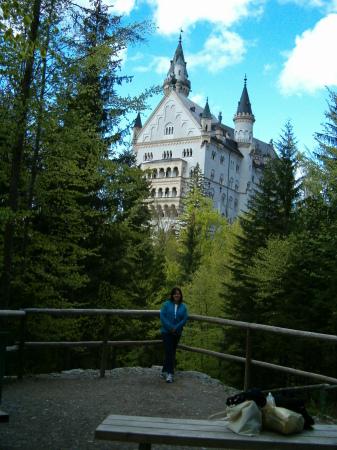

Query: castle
left=132, top=36, right=277, bottom=224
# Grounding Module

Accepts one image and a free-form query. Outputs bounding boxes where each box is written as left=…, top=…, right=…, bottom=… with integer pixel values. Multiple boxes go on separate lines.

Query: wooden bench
left=95, top=414, right=337, bottom=449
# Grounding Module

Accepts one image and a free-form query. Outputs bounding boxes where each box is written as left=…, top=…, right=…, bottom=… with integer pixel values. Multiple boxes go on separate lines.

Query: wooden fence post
left=18, top=315, right=27, bottom=380
left=100, top=315, right=111, bottom=378
left=244, top=328, right=252, bottom=391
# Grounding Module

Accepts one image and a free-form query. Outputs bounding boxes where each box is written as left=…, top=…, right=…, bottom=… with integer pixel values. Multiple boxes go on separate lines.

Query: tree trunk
left=0, top=0, right=42, bottom=308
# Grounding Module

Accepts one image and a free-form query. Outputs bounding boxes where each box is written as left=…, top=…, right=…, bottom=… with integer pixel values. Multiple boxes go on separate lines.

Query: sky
left=108, top=0, right=337, bottom=154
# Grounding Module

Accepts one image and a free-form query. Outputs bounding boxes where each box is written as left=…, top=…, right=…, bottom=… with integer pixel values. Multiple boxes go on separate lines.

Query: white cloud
left=187, top=30, right=247, bottom=73
left=146, top=0, right=264, bottom=35
left=133, top=30, right=246, bottom=75
left=134, top=56, right=169, bottom=74
left=110, top=0, right=135, bottom=15
left=278, top=14, right=337, bottom=95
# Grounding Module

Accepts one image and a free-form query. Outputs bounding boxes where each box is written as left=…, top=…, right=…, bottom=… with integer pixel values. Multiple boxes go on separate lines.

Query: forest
left=1, top=0, right=337, bottom=394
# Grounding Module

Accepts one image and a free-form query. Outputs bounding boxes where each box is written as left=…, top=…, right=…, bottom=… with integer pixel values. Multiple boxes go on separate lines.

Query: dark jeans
left=162, top=332, right=181, bottom=375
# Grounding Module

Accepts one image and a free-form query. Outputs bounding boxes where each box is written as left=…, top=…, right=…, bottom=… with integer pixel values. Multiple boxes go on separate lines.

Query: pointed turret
left=233, top=76, right=255, bottom=145
left=163, top=35, right=191, bottom=97
left=201, top=98, right=212, bottom=145
left=132, top=112, right=142, bottom=144
left=134, top=112, right=142, bottom=129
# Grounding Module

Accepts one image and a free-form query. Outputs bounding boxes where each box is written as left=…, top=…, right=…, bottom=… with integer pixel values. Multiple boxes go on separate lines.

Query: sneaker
left=161, top=371, right=168, bottom=379
left=166, top=373, right=173, bottom=383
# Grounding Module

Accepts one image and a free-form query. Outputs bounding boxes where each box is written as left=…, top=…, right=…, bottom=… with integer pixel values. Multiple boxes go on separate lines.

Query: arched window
left=159, top=168, right=165, bottom=178
left=234, top=199, right=238, bottom=210
left=165, top=188, right=169, bottom=197
left=229, top=196, right=233, bottom=208
left=172, top=187, right=177, bottom=198
left=158, top=188, right=163, bottom=198
left=219, top=174, right=223, bottom=185
left=212, top=151, right=216, bottom=160
left=235, top=182, right=239, bottom=192
left=173, top=167, right=179, bottom=177
left=153, top=169, right=157, bottom=179
left=150, top=189, right=156, bottom=198
left=170, top=150, right=172, bottom=158
left=190, top=148, right=193, bottom=156
left=229, top=177, right=233, bottom=189
left=165, top=123, right=174, bottom=135
left=211, top=170, right=215, bottom=180
left=220, top=155, right=225, bottom=165
left=221, top=193, right=226, bottom=205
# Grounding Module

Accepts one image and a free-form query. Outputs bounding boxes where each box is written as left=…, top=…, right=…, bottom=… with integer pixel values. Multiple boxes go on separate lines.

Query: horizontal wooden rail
left=2, top=308, right=337, bottom=389
left=178, top=344, right=337, bottom=385
left=188, top=314, right=337, bottom=343
left=20, top=309, right=160, bottom=316
left=23, top=340, right=163, bottom=348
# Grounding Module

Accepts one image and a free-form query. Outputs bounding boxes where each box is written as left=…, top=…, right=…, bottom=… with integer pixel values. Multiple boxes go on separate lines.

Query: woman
left=160, top=287, right=188, bottom=383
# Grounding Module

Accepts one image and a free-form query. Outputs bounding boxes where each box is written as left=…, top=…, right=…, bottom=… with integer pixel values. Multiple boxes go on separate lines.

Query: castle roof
left=236, top=75, right=253, bottom=115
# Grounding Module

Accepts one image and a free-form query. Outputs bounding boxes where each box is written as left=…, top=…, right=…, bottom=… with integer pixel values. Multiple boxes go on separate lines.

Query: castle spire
left=163, top=36, right=191, bottom=97
left=233, top=76, right=255, bottom=145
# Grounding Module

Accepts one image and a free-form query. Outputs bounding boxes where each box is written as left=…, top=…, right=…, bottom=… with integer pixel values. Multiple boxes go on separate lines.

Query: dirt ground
left=0, top=367, right=238, bottom=450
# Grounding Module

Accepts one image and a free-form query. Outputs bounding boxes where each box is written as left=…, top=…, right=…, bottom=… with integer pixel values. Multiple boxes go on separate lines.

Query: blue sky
left=107, top=0, right=337, bottom=154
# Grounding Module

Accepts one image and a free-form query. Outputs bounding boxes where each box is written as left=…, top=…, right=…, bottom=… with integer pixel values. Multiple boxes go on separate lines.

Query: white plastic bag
left=226, top=400, right=262, bottom=436
left=262, top=393, right=304, bottom=435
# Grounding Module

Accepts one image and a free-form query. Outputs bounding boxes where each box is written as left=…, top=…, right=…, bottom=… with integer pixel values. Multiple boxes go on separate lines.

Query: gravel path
left=0, top=367, right=238, bottom=450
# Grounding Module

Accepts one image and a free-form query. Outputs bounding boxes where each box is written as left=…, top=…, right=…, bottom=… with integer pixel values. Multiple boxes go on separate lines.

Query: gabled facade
left=132, top=38, right=277, bottom=224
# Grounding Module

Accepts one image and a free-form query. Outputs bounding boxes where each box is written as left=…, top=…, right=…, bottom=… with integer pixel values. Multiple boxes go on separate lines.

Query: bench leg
left=139, top=444, right=151, bottom=450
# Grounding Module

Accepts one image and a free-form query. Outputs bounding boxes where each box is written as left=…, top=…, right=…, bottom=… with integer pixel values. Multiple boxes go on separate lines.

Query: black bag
left=226, top=388, right=267, bottom=408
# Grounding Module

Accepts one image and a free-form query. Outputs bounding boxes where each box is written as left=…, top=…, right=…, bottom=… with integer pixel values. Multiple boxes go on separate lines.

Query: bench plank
left=95, top=414, right=337, bottom=449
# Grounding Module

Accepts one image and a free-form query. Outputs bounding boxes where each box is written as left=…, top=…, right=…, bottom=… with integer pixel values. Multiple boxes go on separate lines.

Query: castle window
left=186, top=149, right=189, bottom=157
left=190, top=148, right=193, bottom=156
left=158, top=188, right=163, bottom=198
left=153, top=169, right=157, bottom=179
left=165, top=188, right=169, bottom=197
left=172, top=187, right=177, bottom=197
left=173, top=167, right=179, bottom=177
left=159, top=168, right=165, bottom=178
left=230, top=160, right=234, bottom=169
left=165, top=123, right=174, bottom=135
left=229, top=196, right=233, bottom=208
left=150, top=189, right=155, bottom=198
left=221, top=193, right=226, bottom=205
left=211, top=170, right=215, bottom=180
left=229, top=177, right=233, bottom=189
left=236, top=164, right=240, bottom=173
left=212, top=151, right=216, bottom=160
left=219, top=174, right=223, bottom=185
left=235, top=182, right=239, bottom=192
left=234, top=199, right=238, bottom=210
left=247, top=181, right=251, bottom=190
left=220, top=155, right=225, bottom=165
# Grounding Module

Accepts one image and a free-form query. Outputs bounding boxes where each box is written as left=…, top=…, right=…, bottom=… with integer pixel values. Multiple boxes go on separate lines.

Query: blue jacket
left=160, top=300, right=188, bottom=335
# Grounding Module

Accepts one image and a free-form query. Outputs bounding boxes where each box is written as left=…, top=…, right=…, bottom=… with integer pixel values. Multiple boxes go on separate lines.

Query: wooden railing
left=1, top=308, right=337, bottom=391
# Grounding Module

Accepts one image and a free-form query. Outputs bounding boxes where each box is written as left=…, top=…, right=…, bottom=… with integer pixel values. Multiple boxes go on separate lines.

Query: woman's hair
left=170, top=287, right=183, bottom=303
